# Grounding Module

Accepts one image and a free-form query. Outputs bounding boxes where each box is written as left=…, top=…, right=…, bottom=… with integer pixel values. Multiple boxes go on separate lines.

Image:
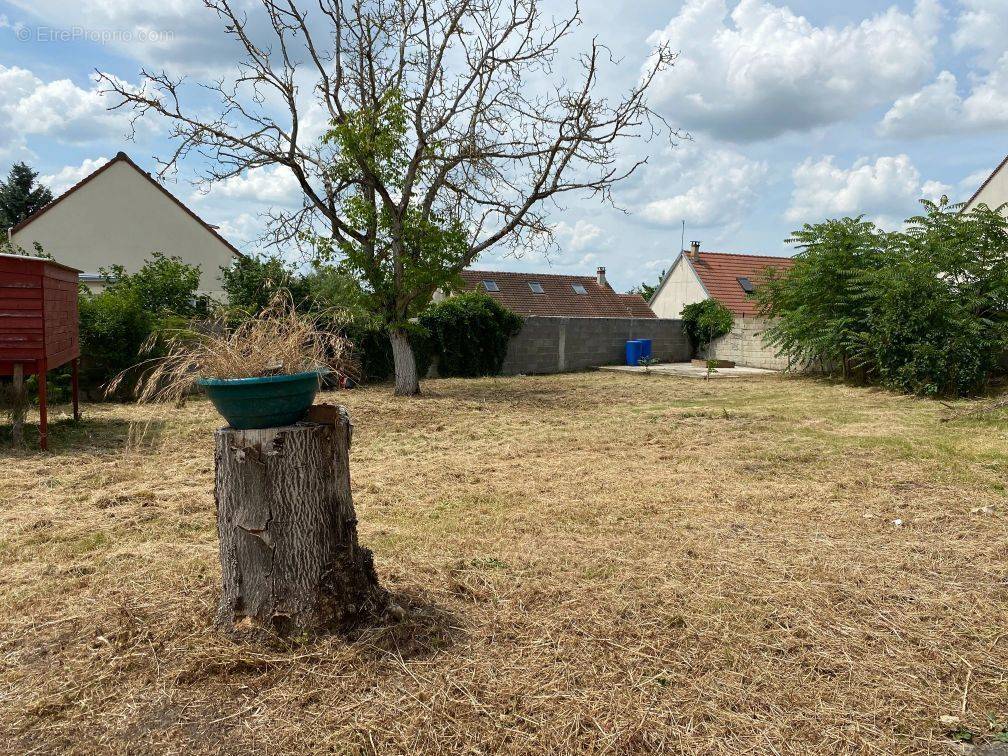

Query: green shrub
left=337, top=312, right=393, bottom=383
left=222, top=254, right=310, bottom=313
left=417, top=292, right=523, bottom=377
left=760, top=198, right=1008, bottom=397
left=303, top=264, right=369, bottom=312
left=102, top=252, right=209, bottom=318
left=756, top=216, right=887, bottom=375
left=681, top=299, right=734, bottom=357
left=78, top=289, right=153, bottom=396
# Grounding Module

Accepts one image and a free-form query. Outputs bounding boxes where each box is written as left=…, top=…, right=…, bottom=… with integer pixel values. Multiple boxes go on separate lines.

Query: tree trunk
left=389, top=328, right=420, bottom=396
left=213, top=407, right=386, bottom=636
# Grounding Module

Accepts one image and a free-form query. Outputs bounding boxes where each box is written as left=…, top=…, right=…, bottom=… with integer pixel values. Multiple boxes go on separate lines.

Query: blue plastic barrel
left=638, top=339, right=653, bottom=359
left=625, top=340, right=644, bottom=366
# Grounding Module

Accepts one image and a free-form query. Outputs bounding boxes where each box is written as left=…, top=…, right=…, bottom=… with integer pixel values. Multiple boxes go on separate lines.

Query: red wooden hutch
left=0, top=253, right=81, bottom=450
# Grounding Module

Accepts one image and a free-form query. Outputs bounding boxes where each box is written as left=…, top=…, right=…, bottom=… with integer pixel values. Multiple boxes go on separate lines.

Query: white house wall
left=965, top=160, right=1008, bottom=215
left=649, top=256, right=707, bottom=319
left=11, top=160, right=237, bottom=295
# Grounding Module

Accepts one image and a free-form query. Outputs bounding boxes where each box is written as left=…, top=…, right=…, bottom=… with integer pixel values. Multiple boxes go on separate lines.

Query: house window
left=528, top=281, right=545, bottom=294
left=737, top=276, right=755, bottom=294
left=572, top=284, right=587, bottom=294
left=482, top=280, right=500, bottom=292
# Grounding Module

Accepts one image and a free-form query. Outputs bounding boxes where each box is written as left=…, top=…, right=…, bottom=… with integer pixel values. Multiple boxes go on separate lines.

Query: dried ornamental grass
left=108, top=293, right=352, bottom=404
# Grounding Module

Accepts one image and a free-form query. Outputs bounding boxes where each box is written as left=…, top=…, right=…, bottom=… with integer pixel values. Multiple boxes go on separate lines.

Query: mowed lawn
left=2, top=371, right=1007, bottom=755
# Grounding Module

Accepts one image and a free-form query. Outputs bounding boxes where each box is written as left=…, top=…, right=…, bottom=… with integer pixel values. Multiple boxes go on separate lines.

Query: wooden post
left=37, top=359, right=47, bottom=451
left=71, top=357, right=80, bottom=421
left=11, top=362, right=24, bottom=445
left=213, top=407, right=387, bottom=636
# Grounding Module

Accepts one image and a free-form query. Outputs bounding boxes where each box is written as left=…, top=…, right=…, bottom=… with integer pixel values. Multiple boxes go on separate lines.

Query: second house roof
left=459, top=269, right=655, bottom=318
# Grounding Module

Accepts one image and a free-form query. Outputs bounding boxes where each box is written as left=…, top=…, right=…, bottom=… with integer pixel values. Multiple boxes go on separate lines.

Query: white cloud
left=646, top=0, right=941, bottom=141
left=214, top=212, right=262, bottom=248
left=879, top=59, right=1008, bottom=137
left=40, top=157, right=109, bottom=194
left=191, top=165, right=302, bottom=206
left=0, top=66, right=134, bottom=150
left=638, top=145, right=768, bottom=227
left=878, top=0, right=1008, bottom=137
left=786, top=154, right=945, bottom=227
left=553, top=220, right=603, bottom=253
left=952, top=0, right=1008, bottom=68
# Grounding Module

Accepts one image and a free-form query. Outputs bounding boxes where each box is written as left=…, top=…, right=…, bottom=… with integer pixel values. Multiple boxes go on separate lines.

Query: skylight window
left=528, top=281, right=544, bottom=294
left=572, top=284, right=587, bottom=295
left=737, top=276, right=755, bottom=294
left=482, top=280, right=499, bottom=292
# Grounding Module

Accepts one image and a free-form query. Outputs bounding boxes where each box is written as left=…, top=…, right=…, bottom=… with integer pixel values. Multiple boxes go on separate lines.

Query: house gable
left=963, top=154, right=1008, bottom=214
left=650, top=250, right=794, bottom=318
left=648, top=253, right=708, bottom=319
left=10, top=152, right=242, bottom=294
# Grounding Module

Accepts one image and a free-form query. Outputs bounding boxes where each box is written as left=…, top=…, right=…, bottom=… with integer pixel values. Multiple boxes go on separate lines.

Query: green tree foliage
left=101, top=252, right=208, bottom=318
left=219, top=254, right=428, bottom=385
left=221, top=254, right=310, bottom=313
left=756, top=216, right=886, bottom=374
left=759, top=199, right=1008, bottom=397
left=681, top=299, right=734, bottom=357
left=78, top=290, right=153, bottom=396
left=629, top=269, right=666, bottom=302
left=417, top=293, right=523, bottom=377
left=302, top=264, right=368, bottom=313
left=0, top=162, right=53, bottom=228
left=313, top=91, right=470, bottom=393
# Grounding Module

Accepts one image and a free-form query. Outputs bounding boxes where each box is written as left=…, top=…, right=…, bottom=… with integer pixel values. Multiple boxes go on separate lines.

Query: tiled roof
left=458, top=269, right=656, bottom=318
left=618, top=293, right=657, bottom=318
left=687, top=252, right=795, bottom=316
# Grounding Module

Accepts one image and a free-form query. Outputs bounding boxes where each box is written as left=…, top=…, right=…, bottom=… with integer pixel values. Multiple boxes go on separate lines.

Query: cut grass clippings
left=1, top=371, right=1006, bottom=754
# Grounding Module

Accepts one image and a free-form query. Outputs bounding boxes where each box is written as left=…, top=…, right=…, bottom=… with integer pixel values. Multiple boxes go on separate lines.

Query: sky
left=0, top=0, right=1006, bottom=292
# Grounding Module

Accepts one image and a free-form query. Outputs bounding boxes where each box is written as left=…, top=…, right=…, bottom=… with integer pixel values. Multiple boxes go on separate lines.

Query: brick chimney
left=596, top=266, right=607, bottom=287
left=687, top=240, right=701, bottom=261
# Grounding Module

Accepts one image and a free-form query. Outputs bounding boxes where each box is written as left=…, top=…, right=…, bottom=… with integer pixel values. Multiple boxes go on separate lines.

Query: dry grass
left=1, top=371, right=1007, bottom=755
left=110, top=294, right=350, bottom=403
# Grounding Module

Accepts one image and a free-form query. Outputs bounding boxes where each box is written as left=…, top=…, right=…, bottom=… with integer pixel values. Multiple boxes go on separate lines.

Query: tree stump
left=214, top=406, right=386, bottom=636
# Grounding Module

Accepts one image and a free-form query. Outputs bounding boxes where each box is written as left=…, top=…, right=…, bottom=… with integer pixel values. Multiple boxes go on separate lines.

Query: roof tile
left=687, top=252, right=795, bottom=316
left=459, top=269, right=656, bottom=318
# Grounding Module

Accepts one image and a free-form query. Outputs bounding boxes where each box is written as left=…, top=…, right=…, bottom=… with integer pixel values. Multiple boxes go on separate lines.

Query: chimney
left=688, top=240, right=701, bottom=260
left=596, top=266, right=607, bottom=287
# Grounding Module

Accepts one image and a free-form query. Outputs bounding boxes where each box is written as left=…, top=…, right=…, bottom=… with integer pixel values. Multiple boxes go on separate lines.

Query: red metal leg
left=37, top=359, right=48, bottom=451
left=72, top=357, right=80, bottom=421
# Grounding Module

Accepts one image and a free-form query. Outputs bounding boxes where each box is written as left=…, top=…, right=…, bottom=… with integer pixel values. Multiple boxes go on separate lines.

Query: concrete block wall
left=500, top=316, right=690, bottom=375
left=704, top=316, right=787, bottom=370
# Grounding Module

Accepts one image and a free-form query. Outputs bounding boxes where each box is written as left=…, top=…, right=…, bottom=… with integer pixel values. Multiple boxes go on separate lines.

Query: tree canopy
left=758, top=198, right=1008, bottom=397
left=100, top=0, right=678, bottom=394
left=0, top=162, right=53, bottom=229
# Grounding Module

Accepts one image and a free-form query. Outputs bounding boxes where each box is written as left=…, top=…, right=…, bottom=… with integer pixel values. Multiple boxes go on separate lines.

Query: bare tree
left=100, top=0, right=677, bottom=395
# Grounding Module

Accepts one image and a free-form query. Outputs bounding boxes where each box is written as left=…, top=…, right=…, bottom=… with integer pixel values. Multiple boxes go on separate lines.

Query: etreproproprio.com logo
left=15, top=26, right=175, bottom=44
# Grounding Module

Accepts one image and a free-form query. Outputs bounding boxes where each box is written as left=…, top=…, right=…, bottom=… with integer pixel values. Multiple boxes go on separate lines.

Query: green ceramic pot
left=197, top=371, right=326, bottom=430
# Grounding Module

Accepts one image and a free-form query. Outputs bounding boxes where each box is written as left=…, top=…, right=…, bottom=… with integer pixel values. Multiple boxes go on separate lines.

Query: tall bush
left=417, top=292, right=522, bottom=377
left=222, top=254, right=310, bottom=312
left=78, top=290, right=153, bottom=396
left=680, top=299, right=734, bottom=357
left=757, top=217, right=887, bottom=374
left=759, top=199, right=1008, bottom=397
left=102, top=252, right=208, bottom=317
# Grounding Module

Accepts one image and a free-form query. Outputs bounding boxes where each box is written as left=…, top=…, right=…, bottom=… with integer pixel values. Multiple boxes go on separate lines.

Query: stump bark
left=214, top=406, right=386, bottom=636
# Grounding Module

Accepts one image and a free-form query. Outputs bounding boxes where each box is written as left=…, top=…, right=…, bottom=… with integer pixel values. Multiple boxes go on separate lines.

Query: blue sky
left=1, top=0, right=1006, bottom=292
